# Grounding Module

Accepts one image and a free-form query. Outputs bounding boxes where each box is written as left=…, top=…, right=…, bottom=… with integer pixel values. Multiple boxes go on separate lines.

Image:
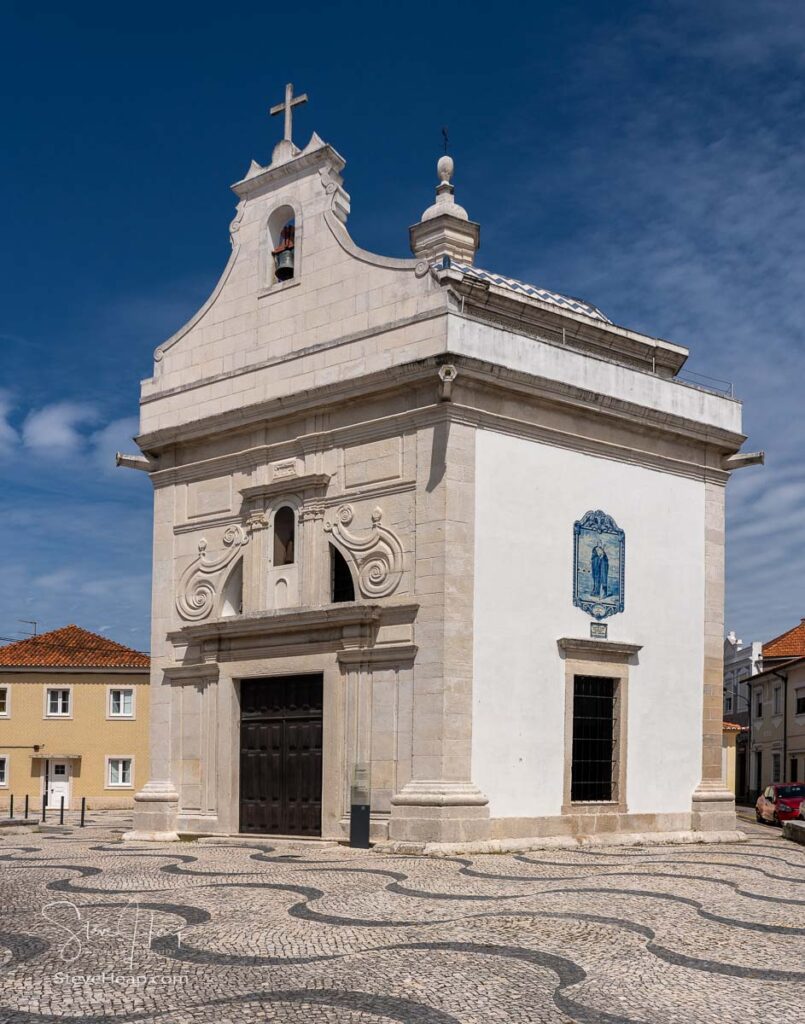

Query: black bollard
left=8, top=794, right=13, bottom=819
left=80, top=797, right=86, bottom=828
left=24, top=794, right=29, bottom=819
left=42, top=795, right=46, bottom=823
left=59, top=796, right=64, bottom=825
left=349, top=764, right=371, bottom=849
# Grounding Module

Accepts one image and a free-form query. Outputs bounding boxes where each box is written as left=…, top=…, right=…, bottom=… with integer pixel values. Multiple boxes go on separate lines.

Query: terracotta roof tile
left=763, top=619, right=805, bottom=658
left=0, top=625, right=149, bottom=669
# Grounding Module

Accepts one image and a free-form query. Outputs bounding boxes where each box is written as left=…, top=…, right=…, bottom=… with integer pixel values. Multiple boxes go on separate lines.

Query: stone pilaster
left=126, top=484, right=180, bottom=842
left=125, top=673, right=180, bottom=840
left=389, top=411, right=489, bottom=843
left=691, top=479, right=736, bottom=831
left=299, top=499, right=327, bottom=606
left=242, top=507, right=268, bottom=614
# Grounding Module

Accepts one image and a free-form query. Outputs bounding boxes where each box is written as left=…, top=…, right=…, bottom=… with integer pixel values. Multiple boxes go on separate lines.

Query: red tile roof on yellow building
left=762, top=618, right=805, bottom=659
left=0, top=625, right=149, bottom=669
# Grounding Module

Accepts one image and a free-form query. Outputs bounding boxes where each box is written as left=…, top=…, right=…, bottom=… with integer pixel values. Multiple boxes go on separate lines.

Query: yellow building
left=722, top=721, right=742, bottom=796
left=0, top=625, right=149, bottom=813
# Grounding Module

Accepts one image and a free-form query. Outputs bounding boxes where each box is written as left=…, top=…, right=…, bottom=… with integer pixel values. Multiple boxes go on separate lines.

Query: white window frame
left=44, top=687, right=72, bottom=719
left=0, top=685, right=9, bottom=717
left=107, top=687, right=136, bottom=720
left=105, top=756, right=134, bottom=789
left=0, top=754, right=8, bottom=787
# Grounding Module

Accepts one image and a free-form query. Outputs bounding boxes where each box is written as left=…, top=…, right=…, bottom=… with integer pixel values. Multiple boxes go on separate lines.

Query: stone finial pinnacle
left=409, top=151, right=480, bottom=264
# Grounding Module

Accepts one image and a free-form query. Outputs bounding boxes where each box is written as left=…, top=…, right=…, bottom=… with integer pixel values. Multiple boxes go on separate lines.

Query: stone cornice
left=163, top=664, right=220, bottom=683
left=231, top=142, right=346, bottom=200
left=139, top=352, right=741, bottom=459
left=239, top=473, right=331, bottom=501
left=168, top=602, right=419, bottom=648
left=337, top=644, right=418, bottom=666
left=557, top=637, right=643, bottom=659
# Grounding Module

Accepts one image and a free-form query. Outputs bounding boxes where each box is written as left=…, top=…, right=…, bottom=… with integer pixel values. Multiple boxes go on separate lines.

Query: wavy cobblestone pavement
left=0, top=815, right=801, bottom=1022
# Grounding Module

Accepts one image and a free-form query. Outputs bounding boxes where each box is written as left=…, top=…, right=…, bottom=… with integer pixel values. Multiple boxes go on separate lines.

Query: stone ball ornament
left=437, top=154, right=454, bottom=184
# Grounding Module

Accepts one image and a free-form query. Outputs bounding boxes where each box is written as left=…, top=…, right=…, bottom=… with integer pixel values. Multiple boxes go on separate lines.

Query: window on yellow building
left=109, top=689, right=134, bottom=717
left=0, top=756, right=7, bottom=786
left=47, top=689, right=71, bottom=716
left=0, top=687, right=8, bottom=716
left=107, top=758, right=132, bottom=787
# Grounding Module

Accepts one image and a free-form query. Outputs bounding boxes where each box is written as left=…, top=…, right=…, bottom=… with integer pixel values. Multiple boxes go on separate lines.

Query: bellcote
left=409, top=155, right=480, bottom=265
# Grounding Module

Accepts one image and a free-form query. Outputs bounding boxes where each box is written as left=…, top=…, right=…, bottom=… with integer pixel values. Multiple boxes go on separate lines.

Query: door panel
left=47, top=761, right=70, bottom=810
left=240, top=676, right=323, bottom=835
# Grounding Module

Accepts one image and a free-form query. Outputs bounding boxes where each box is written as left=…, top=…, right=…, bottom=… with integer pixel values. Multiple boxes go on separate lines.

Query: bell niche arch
left=266, top=500, right=300, bottom=610
left=264, top=203, right=300, bottom=288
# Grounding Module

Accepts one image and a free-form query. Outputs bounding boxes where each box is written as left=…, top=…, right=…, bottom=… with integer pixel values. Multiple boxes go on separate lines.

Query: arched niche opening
left=273, top=506, right=295, bottom=566
left=268, top=204, right=296, bottom=285
left=220, top=559, right=243, bottom=617
left=330, top=544, right=355, bottom=603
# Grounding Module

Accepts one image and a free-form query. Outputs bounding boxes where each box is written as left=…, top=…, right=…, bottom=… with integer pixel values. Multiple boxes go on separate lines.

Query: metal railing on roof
left=674, top=368, right=735, bottom=399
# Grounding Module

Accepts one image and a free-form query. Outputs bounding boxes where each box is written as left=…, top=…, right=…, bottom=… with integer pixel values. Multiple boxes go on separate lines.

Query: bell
left=274, top=248, right=294, bottom=281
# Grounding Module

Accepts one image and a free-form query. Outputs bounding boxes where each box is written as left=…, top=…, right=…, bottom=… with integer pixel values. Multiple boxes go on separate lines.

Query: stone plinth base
left=690, top=785, right=737, bottom=832
left=377, top=828, right=748, bottom=857
left=782, top=820, right=805, bottom=846
left=124, top=779, right=180, bottom=843
left=389, top=780, right=490, bottom=844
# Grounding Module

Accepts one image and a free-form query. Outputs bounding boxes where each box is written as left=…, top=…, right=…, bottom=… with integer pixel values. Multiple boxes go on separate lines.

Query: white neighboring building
left=723, top=631, right=762, bottom=800
left=724, top=630, right=762, bottom=721
left=122, top=89, right=754, bottom=846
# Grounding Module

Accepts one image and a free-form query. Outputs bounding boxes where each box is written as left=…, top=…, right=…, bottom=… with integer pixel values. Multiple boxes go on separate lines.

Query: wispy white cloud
left=22, top=401, right=99, bottom=455
left=0, top=391, right=18, bottom=456
left=90, top=415, right=140, bottom=473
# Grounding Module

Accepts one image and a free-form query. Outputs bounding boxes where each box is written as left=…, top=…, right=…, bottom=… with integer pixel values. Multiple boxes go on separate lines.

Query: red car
left=755, top=783, right=805, bottom=825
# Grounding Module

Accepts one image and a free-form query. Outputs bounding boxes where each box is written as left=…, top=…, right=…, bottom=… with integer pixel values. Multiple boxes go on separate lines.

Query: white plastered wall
left=472, top=429, right=705, bottom=819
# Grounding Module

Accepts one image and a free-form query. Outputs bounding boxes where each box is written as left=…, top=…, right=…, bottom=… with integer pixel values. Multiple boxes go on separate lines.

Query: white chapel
left=122, top=86, right=754, bottom=847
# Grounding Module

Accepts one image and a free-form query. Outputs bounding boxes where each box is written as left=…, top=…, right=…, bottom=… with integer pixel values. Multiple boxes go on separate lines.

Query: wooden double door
left=239, top=675, right=323, bottom=835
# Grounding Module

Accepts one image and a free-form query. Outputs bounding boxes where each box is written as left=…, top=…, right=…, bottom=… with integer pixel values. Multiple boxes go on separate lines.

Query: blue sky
left=1, top=0, right=803, bottom=652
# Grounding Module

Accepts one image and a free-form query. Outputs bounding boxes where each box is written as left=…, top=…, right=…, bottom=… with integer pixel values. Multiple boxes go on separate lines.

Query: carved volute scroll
left=323, top=505, right=403, bottom=599
left=176, top=525, right=249, bottom=621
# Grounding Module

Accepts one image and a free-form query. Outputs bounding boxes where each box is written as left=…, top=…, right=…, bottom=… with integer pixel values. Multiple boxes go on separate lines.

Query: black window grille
left=571, top=676, right=616, bottom=802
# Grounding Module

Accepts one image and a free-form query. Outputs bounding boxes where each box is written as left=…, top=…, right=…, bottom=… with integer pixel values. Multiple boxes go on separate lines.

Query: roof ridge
left=0, top=624, right=149, bottom=668
left=439, top=260, right=611, bottom=324
left=763, top=618, right=805, bottom=651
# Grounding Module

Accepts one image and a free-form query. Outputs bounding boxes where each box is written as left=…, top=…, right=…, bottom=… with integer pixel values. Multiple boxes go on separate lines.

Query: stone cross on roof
left=270, top=82, right=308, bottom=144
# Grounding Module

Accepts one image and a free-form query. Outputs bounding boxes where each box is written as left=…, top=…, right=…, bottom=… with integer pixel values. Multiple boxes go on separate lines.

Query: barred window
left=571, top=676, right=617, bottom=802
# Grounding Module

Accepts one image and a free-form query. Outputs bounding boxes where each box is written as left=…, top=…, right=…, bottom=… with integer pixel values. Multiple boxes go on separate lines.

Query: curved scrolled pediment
left=176, top=525, right=249, bottom=621
left=324, top=505, right=403, bottom=599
